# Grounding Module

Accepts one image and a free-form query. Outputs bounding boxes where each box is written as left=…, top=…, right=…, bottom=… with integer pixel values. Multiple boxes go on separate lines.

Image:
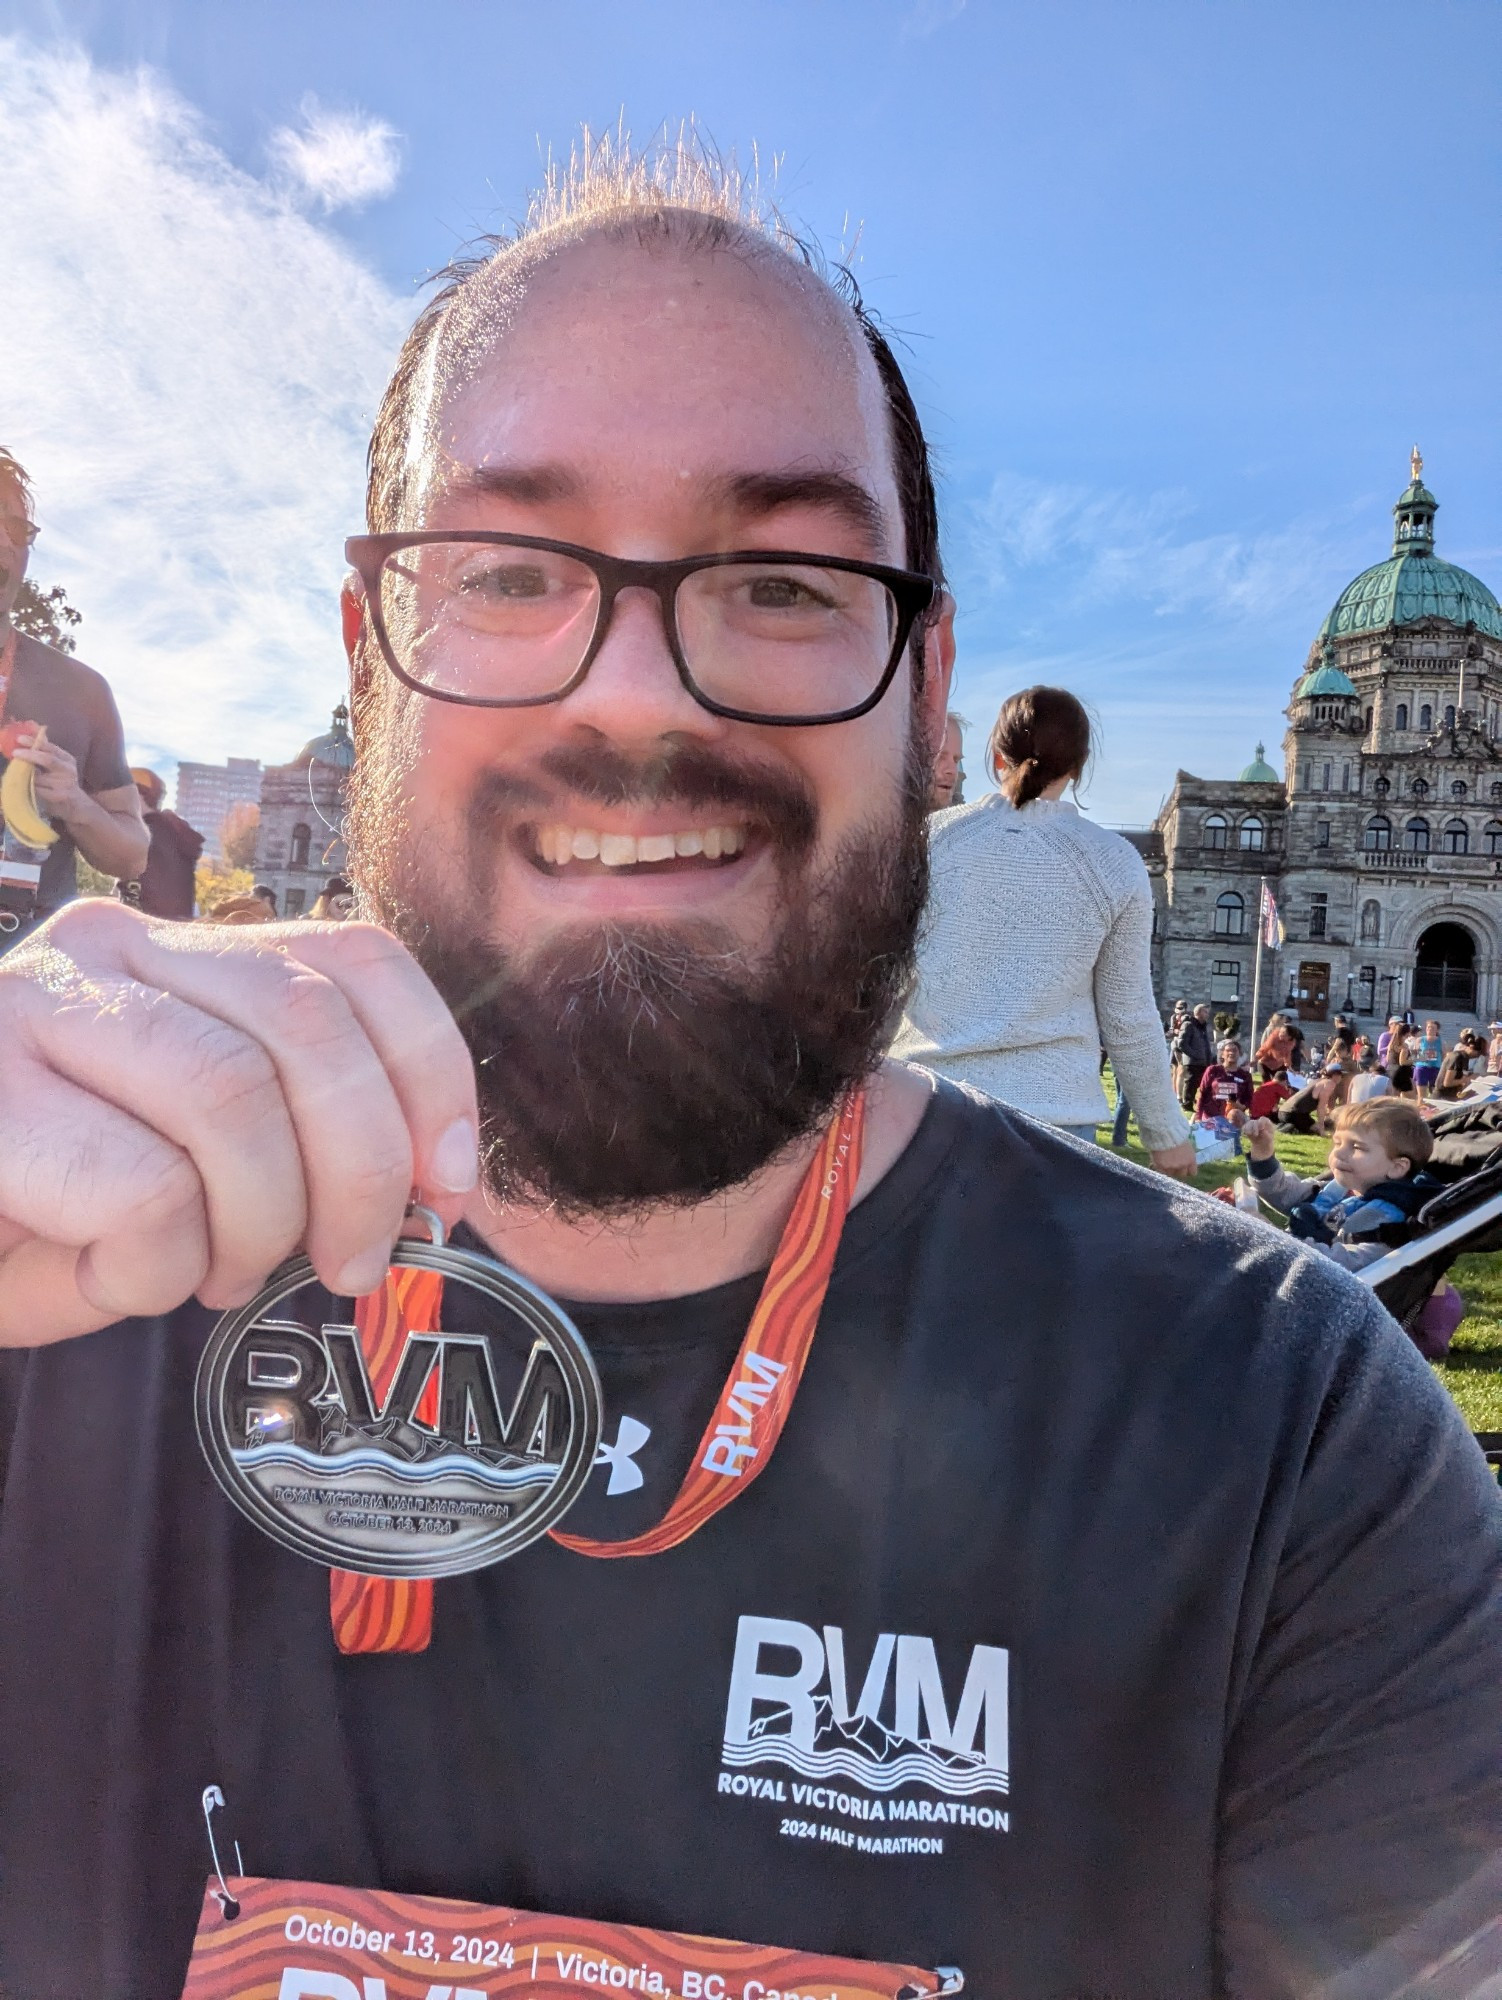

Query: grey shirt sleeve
left=1215, top=1281, right=1502, bottom=1996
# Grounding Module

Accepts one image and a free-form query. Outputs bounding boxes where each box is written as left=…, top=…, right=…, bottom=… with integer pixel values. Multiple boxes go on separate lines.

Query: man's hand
left=0, top=901, right=480, bottom=1347
left=1242, top=1116, right=1278, bottom=1161
left=11, top=732, right=86, bottom=823
left=1150, top=1141, right=1197, bottom=1180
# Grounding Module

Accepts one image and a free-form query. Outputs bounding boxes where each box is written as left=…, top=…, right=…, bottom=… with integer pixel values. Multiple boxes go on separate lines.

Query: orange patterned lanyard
left=331, top=1088, right=867, bottom=1653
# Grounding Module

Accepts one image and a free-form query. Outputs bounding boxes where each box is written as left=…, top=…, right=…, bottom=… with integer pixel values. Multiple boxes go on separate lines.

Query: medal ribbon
left=331, top=1088, right=866, bottom=1651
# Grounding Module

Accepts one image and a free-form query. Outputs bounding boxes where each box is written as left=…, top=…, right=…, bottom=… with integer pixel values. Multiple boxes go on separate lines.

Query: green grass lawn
left=1100, top=1078, right=1502, bottom=1433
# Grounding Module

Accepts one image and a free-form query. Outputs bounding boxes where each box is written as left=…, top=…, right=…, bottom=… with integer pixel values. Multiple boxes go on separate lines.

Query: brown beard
left=348, top=722, right=930, bottom=1215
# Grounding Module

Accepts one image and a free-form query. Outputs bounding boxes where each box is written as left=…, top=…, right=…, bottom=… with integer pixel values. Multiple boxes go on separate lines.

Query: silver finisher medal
left=195, top=1211, right=602, bottom=1578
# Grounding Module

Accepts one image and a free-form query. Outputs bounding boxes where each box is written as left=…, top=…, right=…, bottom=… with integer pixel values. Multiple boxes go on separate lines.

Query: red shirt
left=1196, top=1064, right=1255, bottom=1118
left=1249, top=1078, right=1293, bottom=1120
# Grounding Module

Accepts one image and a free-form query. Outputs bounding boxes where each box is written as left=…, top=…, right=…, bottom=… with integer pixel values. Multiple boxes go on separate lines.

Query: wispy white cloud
left=901, top=0, right=967, bottom=40
left=268, top=95, right=403, bottom=213
left=0, top=38, right=410, bottom=776
left=960, top=470, right=1360, bottom=625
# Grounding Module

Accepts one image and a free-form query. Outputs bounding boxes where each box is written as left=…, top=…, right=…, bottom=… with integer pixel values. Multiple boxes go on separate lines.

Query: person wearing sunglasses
left=0, top=148, right=1496, bottom=1998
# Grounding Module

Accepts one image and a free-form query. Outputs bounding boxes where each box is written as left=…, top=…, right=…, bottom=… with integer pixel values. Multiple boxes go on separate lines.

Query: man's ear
left=918, top=591, right=958, bottom=755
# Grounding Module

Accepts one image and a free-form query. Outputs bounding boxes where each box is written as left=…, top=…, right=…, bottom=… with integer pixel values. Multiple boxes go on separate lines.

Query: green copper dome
left=1297, top=662, right=1358, bottom=699
left=1239, top=743, right=1280, bottom=783
left=1318, top=457, right=1502, bottom=642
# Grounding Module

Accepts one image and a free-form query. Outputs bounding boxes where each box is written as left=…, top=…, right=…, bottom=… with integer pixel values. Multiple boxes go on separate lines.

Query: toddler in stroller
left=1241, top=1099, right=1440, bottom=1274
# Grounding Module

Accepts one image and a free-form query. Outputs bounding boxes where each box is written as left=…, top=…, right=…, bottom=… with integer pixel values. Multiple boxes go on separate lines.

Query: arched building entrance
left=1413, top=922, right=1477, bottom=1012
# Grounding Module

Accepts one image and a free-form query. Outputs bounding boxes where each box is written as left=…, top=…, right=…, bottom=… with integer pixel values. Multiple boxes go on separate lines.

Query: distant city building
left=1136, top=453, right=1502, bottom=1035
left=254, top=703, right=353, bottom=917
left=174, top=755, right=263, bottom=860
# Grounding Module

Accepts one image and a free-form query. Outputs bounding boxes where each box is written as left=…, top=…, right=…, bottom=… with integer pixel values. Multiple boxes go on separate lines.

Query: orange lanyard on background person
left=331, top=1089, right=868, bottom=1653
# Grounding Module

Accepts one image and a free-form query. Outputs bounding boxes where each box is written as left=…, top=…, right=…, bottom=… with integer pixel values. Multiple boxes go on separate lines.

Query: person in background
left=1377, top=1015, right=1403, bottom=1067
left=1253, top=1011, right=1297, bottom=1078
left=201, top=894, right=275, bottom=926
left=895, top=686, right=1193, bottom=1173
left=1248, top=1066, right=1293, bottom=1120
left=0, top=449, right=146, bottom=940
left=1386, top=1021, right=1418, bottom=1101
left=252, top=883, right=278, bottom=916
left=1349, top=1047, right=1393, bottom=1103
left=1435, top=1028, right=1486, bottom=1103
left=1194, top=1037, right=1254, bottom=1120
left=1487, top=1021, right=1502, bottom=1077
left=128, top=768, right=203, bottom=919
left=928, top=709, right=966, bottom=810
left=307, top=875, right=355, bottom=921
left=1413, top=1019, right=1443, bottom=1097
left=1173, top=1002, right=1216, bottom=1112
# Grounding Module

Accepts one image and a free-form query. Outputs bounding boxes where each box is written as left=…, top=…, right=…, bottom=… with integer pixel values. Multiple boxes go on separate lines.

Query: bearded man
left=0, top=153, right=1496, bottom=2000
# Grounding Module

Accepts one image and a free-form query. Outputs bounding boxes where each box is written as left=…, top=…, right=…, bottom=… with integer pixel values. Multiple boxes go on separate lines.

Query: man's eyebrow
left=446, top=462, right=586, bottom=505
left=710, top=469, right=890, bottom=547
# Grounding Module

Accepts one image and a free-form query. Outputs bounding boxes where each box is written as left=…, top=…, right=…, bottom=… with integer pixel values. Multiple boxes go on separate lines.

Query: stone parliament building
left=1137, top=455, right=1502, bottom=1034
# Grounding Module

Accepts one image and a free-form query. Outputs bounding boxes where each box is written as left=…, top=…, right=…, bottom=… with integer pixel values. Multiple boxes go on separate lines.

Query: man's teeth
left=538, top=825, right=747, bottom=867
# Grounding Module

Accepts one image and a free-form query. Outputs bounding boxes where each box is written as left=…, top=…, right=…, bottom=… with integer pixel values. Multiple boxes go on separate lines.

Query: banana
left=1, top=724, right=59, bottom=849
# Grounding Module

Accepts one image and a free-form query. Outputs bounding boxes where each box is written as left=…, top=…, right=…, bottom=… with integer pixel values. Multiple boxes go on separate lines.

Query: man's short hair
left=0, top=448, right=36, bottom=532
left=1332, top=1098, right=1434, bottom=1168
left=365, top=132, right=944, bottom=610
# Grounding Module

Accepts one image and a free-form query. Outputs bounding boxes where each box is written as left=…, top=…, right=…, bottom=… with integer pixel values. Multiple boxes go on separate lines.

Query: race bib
left=179, top=1877, right=962, bottom=2000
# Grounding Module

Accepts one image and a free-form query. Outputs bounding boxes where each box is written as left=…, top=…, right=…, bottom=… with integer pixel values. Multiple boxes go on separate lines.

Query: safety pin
left=201, top=1784, right=244, bottom=1921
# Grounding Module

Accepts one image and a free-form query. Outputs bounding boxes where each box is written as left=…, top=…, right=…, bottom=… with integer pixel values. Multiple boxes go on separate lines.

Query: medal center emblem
left=196, top=1232, right=602, bottom=1577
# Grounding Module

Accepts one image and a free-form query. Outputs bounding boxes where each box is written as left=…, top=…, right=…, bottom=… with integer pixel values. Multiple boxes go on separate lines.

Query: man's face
left=0, top=505, right=32, bottom=627
left=931, top=717, right=963, bottom=808
left=1194, top=1005, right=1210, bottom=1023
left=348, top=236, right=953, bottom=1209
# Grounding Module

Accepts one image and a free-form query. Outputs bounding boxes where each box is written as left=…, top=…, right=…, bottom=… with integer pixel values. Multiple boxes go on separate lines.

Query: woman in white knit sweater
left=894, top=687, right=1194, bottom=1175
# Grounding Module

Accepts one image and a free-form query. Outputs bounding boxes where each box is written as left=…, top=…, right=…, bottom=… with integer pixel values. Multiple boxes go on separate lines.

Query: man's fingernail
left=335, top=1247, right=393, bottom=1298
left=430, top=1117, right=479, bottom=1193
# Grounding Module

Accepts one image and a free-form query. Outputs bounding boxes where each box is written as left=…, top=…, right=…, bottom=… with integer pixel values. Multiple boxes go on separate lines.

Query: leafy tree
left=195, top=858, right=254, bottom=916
left=220, top=800, right=260, bottom=871
left=13, top=579, right=81, bottom=654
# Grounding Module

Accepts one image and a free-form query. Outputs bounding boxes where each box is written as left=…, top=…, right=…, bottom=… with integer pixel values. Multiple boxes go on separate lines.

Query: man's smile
left=530, top=819, right=750, bottom=874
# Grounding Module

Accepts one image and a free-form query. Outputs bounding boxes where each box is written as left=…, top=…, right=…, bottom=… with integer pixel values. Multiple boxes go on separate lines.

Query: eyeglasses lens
left=675, top=563, right=898, bottom=718
left=380, top=542, right=602, bottom=701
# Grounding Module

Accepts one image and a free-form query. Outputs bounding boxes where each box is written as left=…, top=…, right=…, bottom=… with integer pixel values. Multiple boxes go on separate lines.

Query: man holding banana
left=0, top=448, right=147, bottom=936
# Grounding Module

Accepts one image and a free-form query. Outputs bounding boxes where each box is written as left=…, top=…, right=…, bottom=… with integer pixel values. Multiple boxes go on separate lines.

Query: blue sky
left=2, top=0, right=1499, bottom=824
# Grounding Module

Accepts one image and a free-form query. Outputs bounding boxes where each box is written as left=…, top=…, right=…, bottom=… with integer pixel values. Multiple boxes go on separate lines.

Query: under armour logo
left=594, top=1415, right=651, bottom=1496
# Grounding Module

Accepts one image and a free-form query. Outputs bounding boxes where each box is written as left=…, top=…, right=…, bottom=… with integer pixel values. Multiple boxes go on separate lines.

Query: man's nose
left=561, top=585, right=722, bottom=744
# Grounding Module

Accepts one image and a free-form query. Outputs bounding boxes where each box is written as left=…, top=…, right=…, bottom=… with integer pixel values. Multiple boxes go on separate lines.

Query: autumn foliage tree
left=220, top=801, right=260, bottom=871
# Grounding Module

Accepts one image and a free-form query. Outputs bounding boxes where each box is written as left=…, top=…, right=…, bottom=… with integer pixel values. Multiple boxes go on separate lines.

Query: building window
left=1214, top=891, right=1246, bottom=937
left=1363, top=815, right=1391, bottom=851
left=1322, top=762, right=1332, bottom=789
left=1201, top=813, right=1228, bottom=850
left=284, top=888, right=306, bottom=916
left=1238, top=815, right=1264, bottom=852
left=1420, top=704, right=1433, bottom=731
left=289, top=822, right=311, bottom=868
left=1316, top=819, right=1331, bottom=847
left=1443, top=818, right=1469, bottom=855
left=1364, top=706, right=1373, bottom=732
left=1404, top=816, right=1431, bottom=853
left=1486, top=820, right=1502, bottom=856
left=1452, top=779, right=1468, bottom=799
left=1445, top=704, right=1456, bottom=730
left=1396, top=703, right=1409, bottom=731
left=1341, top=763, right=1350, bottom=791
left=1357, top=964, right=1376, bottom=1014
left=1492, top=782, right=1502, bottom=803
left=1300, top=763, right=1311, bottom=790
left=1308, top=893, right=1328, bottom=939
left=1360, top=899, right=1381, bottom=942
left=1210, top=960, right=1241, bottom=1004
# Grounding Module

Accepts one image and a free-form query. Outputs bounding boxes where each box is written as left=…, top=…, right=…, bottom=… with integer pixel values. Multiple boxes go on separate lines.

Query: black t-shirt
left=0, top=633, right=132, bottom=909
left=0, top=1084, right=1497, bottom=1999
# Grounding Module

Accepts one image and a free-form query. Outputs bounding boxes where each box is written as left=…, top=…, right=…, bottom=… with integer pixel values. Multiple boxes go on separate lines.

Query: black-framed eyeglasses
left=344, top=532, right=937, bottom=727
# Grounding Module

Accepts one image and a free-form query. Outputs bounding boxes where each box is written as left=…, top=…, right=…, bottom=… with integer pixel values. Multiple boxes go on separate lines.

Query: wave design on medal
left=726, top=1696, right=1009, bottom=1798
left=232, top=1440, right=562, bottom=1493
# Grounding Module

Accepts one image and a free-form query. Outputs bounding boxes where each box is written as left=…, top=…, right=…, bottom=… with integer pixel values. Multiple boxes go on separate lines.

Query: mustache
left=468, top=740, right=818, bottom=852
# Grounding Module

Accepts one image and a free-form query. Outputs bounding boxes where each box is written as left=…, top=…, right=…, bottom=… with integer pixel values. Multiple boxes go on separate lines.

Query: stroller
left=1354, top=1098, right=1502, bottom=1482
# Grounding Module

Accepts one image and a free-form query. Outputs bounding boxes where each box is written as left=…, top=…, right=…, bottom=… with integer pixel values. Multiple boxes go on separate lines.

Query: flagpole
left=1250, top=875, right=1267, bottom=1058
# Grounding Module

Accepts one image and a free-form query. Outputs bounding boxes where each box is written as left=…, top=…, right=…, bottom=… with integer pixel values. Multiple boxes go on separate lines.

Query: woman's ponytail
left=987, top=687, right=1092, bottom=806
